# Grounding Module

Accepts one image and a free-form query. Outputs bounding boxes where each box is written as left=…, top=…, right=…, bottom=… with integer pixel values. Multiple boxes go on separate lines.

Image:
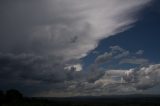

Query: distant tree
left=0, top=90, right=4, bottom=97
left=6, top=89, right=23, bottom=101
left=0, top=90, right=4, bottom=102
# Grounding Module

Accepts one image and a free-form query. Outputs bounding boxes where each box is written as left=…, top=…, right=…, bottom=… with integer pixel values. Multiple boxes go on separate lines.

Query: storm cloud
left=0, top=0, right=151, bottom=61
left=0, top=0, right=154, bottom=96
left=0, top=52, right=159, bottom=97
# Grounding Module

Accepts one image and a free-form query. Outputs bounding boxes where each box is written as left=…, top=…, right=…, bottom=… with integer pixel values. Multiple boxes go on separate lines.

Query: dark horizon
left=1, top=89, right=160, bottom=106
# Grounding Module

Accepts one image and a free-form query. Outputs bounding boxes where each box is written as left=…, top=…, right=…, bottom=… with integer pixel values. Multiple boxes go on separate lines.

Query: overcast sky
left=0, top=0, right=160, bottom=97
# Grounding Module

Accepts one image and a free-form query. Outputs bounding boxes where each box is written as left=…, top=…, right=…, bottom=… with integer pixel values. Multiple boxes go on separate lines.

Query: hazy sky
left=0, top=0, right=160, bottom=97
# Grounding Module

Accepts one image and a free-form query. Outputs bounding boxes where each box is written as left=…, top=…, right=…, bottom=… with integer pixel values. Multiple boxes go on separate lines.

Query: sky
left=0, top=0, right=160, bottom=97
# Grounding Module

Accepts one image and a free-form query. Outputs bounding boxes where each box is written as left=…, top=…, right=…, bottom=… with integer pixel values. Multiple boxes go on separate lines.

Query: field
left=1, top=95, right=160, bottom=106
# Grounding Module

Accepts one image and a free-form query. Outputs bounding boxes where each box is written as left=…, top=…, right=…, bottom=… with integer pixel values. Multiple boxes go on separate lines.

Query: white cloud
left=97, top=64, right=160, bottom=91
left=34, top=64, right=160, bottom=97
left=110, top=45, right=125, bottom=52
left=119, top=58, right=149, bottom=65
left=0, top=0, right=151, bottom=65
left=114, top=51, right=130, bottom=59
left=135, top=64, right=160, bottom=89
left=102, top=69, right=135, bottom=83
left=95, top=52, right=112, bottom=64
left=31, top=0, right=151, bottom=61
left=136, top=50, right=144, bottom=55
left=64, top=64, right=83, bottom=71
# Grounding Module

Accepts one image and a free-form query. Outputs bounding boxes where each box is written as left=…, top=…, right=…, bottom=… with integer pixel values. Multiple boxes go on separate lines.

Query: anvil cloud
left=0, top=0, right=151, bottom=61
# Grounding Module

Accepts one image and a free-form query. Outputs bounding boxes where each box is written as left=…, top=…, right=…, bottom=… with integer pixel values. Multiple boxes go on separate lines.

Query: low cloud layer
left=1, top=51, right=160, bottom=97
left=36, top=64, right=160, bottom=97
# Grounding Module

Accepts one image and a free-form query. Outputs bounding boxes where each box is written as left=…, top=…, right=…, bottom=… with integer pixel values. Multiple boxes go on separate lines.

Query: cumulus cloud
left=83, top=64, right=160, bottom=96
left=33, top=64, right=160, bottom=97
left=104, top=69, right=135, bottom=83
left=64, top=64, right=83, bottom=72
left=136, top=64, right=160, bottom=90
left=96, top=64, right=160, bottom=92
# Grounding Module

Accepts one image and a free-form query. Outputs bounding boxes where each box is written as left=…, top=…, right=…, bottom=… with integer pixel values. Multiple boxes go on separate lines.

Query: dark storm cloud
left=1, top=52, right=159, bottom=97
left=0, top=0, right=152, bottom=60
left=0, top=0, right=154, bottom=96
left=0, top=53, right=82, bottom=83
left=0, top=52, right=84, bottom=95
left=86, top=65, right=105, bottom=83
